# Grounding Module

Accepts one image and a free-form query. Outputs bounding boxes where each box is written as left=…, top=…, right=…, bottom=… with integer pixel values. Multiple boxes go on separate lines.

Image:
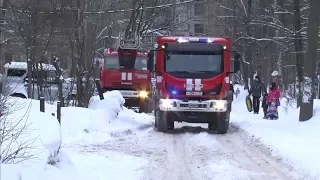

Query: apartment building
left=171, top=0, right=207, bottom=36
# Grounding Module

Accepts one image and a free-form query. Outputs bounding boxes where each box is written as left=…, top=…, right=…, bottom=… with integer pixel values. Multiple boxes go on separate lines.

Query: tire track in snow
left=163, top=133, right=196, bottom=180
left=74, top=124, right=304, bottom=180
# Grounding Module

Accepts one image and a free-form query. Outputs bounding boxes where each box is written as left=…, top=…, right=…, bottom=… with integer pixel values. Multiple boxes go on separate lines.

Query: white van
left=2, top=62, right=73, bottom=102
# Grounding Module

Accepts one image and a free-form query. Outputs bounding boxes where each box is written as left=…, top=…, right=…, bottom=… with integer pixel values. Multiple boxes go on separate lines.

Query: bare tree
left=4, top=0, right=62, bottom=98
left=204, top=0, right=319, bottom=110
left=0, top=96, right=38, bottom=163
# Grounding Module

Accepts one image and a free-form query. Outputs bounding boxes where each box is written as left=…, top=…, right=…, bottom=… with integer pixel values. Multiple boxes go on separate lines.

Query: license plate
left=186, top=91, right=203, bottom=95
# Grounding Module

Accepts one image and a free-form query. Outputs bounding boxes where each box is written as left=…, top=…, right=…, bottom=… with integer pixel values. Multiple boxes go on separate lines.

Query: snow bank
left=54, top=91, right=152, bottom=180
left=60, top=107, right=113, bottom=145
left=119, top=107, right=154, bottom=126
left=231, top=85, right=320, bottom=179
left=1, top=97, right=61, bottom=180
left=61, top=90, right=153, bottom=145
left=88, top=90, right=125, bottom=120
left=1, top=91, right=153, bottom=180
left=50, top=148, right=147, bottom=180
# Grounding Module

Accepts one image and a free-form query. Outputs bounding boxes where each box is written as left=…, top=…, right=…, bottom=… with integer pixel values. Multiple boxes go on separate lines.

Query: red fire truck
left=100, top=37, right=154, bottom=113
left=153, top=36, right=240, bottom=134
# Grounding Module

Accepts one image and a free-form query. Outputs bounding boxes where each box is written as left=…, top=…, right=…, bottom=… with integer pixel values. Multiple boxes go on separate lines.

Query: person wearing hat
left=249, top=76, right=267, bottom=114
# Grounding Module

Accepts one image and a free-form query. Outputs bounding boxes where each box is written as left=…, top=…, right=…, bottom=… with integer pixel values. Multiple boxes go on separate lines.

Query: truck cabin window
left=164, top=51, right=223, bottom=74
left=104, top=56, right=148, bottom=70
left=7, top=69, right=26, bottom=77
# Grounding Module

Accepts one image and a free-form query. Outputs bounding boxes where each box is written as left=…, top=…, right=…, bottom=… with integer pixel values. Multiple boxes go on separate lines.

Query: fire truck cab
left=100, top=36, right=154, bottom=113
left=153, top=36, right=241, bottom=134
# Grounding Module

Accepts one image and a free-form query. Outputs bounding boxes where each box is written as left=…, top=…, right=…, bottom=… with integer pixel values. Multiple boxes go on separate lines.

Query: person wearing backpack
left=249, top=76, right=267, bottom=114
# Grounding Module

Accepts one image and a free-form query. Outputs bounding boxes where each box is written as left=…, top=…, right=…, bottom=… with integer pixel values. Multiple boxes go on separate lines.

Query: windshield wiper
left=168, top=70, right=207, bottom=73
left=196, top=71, right=217, bottom=73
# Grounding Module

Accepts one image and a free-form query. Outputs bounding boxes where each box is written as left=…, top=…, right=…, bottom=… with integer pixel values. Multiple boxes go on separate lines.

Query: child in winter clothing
left=265, top=100, right=279, bottom=120
left=265, top=82, right=281, bottom=119
left=267, top=82, right=281, bottom=106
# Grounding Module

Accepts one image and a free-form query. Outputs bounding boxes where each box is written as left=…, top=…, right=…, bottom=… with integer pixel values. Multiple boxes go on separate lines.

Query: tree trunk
left=299, top=0, right=320, bottom=121
left=293, top=0, right=304, bottom=108
left=52, top=59, right=64, bottom=107
left=242, top=0, right=252, bottom=90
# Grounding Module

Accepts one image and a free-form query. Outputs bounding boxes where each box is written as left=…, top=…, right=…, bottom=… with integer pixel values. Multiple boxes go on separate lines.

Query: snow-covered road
left=75, top=123, right=302, bottom=180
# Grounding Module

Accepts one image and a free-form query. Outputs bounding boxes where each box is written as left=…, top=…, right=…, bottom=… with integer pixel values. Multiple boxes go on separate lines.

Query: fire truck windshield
left=164, top=51, right=223, bottom=74
left=104, top=56, right=148, bottom=70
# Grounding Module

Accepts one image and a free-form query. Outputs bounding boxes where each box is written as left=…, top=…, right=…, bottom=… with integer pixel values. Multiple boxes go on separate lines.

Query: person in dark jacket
left=261, top=93, right=269, bottom=118
left=249, top=76, right=267, bottom=114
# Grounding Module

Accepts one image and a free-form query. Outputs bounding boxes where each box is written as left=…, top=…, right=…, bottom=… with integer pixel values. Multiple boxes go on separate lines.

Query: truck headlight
left=160, top=99, right=173, bottom=108
left=215, top=100, right=227, bottom=109
left=210, top=100, right=227, bottom=109
left=139, top=91, right=148, bottom=98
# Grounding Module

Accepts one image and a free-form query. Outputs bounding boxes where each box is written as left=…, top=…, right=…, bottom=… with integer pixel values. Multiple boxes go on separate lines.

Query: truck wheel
left=139, top=99, right=151, bottom=113
left=208, top=113, right=217, bottom=130
left=208, top=121, right=217, bottom=130
left=167, top=118, right=174, bottom=130
left=155, top=110, right=172, bottom=132
left=216, top=112, right=230, bottom=134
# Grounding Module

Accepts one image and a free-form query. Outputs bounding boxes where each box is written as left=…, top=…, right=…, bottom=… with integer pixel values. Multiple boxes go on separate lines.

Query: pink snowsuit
left=267, top=88, right=280, bottom=104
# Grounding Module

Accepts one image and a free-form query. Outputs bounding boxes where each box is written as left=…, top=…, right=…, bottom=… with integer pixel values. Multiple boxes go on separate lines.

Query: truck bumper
left=117, top=90, right=150, bottom=108
left=159, top=98, right=228, bottom=112
left=161, top=111, right=226, bottom=123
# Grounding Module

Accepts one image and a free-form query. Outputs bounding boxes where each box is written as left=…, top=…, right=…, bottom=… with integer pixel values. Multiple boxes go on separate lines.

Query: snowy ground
left=1, top=97, right=61, bottom=180
left=2, top=87, right=320, bottom=180
left=1, top=91, right=153, bottom=180
left=231, top=84, right=320, bottom=179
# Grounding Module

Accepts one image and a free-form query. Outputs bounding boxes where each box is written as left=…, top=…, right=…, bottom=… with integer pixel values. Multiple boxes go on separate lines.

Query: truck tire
left=155, top=110, right=173, bottom=132
left=216, top=112, right=230, bottom=134
left=139, top=100, right=150, bottom=113
left=208, top=121, right=216, bottom=130
left=208, top=113, right=217, bottom=130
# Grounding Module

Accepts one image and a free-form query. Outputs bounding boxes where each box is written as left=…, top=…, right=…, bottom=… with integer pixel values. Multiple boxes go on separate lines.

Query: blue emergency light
left=171, top=90, right=177, bottom=95
left=176, top=37, right=213, bottom=43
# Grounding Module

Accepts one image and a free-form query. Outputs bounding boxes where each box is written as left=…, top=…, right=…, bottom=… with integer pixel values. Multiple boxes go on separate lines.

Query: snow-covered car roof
left=4, top=62, right=56, bottom=71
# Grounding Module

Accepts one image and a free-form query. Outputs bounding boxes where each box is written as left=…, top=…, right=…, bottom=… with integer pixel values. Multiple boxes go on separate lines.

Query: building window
left=194, top=3, right=205, bottom=16
left=194, top=24, right=204, bottom=34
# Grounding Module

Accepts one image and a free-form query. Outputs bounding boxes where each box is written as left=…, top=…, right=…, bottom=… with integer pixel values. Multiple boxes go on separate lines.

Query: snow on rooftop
left=4, top=62, right=56, bottom=71
left=145, top=29, right=164, bottom=36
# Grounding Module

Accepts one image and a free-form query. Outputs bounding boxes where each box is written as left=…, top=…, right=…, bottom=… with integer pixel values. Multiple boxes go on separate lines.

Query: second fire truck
left=100, top=37, right=154, bottom=113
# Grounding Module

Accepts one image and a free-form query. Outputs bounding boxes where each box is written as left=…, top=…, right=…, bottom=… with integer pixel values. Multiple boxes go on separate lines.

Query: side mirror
left=234, top=52, right=241, bottom=61
left=231, top=52, right=241, bottom=73
left=231, top=59, right=241, bottom=73
left=147, top=51, right=154, bottom=71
